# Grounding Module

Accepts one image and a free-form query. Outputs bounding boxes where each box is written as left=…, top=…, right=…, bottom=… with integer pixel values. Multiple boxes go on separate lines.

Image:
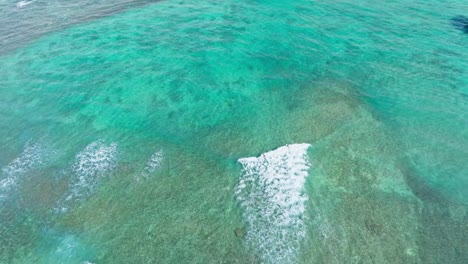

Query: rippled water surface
left=1, top=0, right=467, bottom=263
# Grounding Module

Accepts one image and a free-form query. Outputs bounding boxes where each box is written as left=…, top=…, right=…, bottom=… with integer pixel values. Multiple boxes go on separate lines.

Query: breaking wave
left=58, top=140, right=117, bottom=211
left=235, top=143, right=312, bottom=264
left=1, top=141, right=49, bottom=197
left=139, top=150, right=163, bottom=180
left=16, top=0, right=35, bottom=8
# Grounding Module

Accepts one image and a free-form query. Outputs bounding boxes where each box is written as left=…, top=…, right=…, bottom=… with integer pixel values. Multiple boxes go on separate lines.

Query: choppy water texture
left=0, top=0, right=467, bottom=263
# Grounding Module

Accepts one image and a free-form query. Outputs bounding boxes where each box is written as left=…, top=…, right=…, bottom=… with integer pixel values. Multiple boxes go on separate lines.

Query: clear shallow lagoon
left=0, top=0, right=467, bottom=263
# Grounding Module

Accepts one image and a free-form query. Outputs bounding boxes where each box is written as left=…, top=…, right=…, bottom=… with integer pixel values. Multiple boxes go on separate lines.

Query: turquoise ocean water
left=1, top=0, right=467, bottom=263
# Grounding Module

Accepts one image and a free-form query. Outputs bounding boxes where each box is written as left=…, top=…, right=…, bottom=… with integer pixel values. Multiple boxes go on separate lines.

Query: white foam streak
left=16, top=0, right=35, bottom=8
left=236, top=143, right=311, bottom=264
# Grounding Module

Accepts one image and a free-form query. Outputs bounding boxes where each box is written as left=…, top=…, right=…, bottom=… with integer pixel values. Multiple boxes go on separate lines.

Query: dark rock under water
left=450, top=15, right=468, bottom=33
left=234, top=227, right=245, bottom=238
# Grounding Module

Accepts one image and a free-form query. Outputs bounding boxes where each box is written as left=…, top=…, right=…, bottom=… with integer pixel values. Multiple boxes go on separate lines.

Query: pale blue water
left=0, top=0, right=467, bottom=263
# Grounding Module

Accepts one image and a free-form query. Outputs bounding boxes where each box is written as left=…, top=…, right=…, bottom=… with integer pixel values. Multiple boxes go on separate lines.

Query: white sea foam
left=235, top=143, right=312, bottom=264
left=140, top=150, right=163, bottom=178
left=63, top=140, right=118, bottom=205
left=16, top=0, right=35, bottom=8
left=0, top=176, right=17, bottom=190
left=1, top=141, right=48, bottom=193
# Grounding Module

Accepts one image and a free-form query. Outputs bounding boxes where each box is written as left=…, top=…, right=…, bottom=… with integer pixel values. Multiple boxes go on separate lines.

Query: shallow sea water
left=0, top=0, right=467, bottom=263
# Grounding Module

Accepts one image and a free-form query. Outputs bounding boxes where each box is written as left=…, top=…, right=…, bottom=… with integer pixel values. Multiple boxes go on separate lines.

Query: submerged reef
left=451, top=15, right=468, bottom=33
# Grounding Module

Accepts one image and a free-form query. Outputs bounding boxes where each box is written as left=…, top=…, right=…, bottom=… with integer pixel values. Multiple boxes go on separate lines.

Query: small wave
left=139, top=150, right=163, bottom=180
left=59, top=141, right=117, bottom=210
left=0, top=177, right=17, bottom=191
left=134, top=150, right=163, bottom=182
left=16, top=0, right=35, bottom=8
left=235, top=143, right=311, bottom=264
left=1, top=141, right=48, bottom=193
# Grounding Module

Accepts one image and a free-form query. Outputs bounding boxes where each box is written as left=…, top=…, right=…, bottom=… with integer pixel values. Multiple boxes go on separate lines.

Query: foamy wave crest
left=62, top=141, right=117, bottom=207
left=16, top=0, right=35, bottom=8
left=235, top=143, right=311, bottom=264
left=134, top=150, right=163, bottom=182
left=140, top=150, right=163, bottom=179
left=1, top=141, right=48, bottom=193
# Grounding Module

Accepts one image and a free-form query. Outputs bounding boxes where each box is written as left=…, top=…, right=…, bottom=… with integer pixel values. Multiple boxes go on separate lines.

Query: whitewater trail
left=1, top=141, right=50, bottom=199
left=139, top=149, right=163, bottom=180
left=235, top=143, right=312, bottom=264
left=57, top=140, right=118, bottom=212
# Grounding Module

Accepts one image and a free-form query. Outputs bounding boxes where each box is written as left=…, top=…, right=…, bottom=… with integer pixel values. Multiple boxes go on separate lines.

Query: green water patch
left=295, top=84, right=467, bottom=263
left=0, top=0, right=332, bottom=147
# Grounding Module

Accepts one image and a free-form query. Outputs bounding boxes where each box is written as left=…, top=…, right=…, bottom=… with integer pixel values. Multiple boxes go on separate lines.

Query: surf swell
left=235, top=143, right=312, bottom=263
left=141, top=150, right=163, bottom=178
left=16, top=0, right=35, bottom=8
left=60, top=140, right=117, bottom=210
left=1, top=141, right=49, bottom=195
